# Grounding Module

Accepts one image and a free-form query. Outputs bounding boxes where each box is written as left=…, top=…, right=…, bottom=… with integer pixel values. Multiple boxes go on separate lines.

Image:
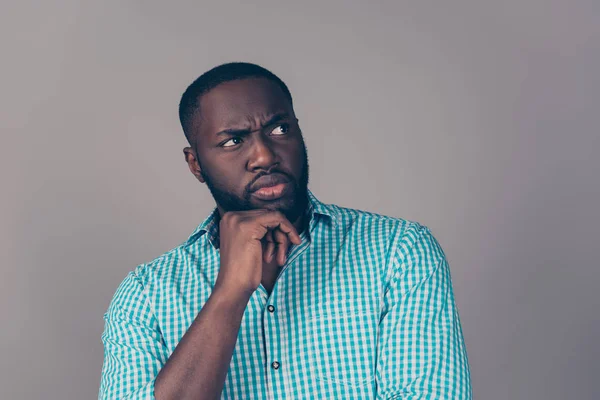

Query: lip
left=251, top=173, right=290, bottom=192
left=250, top=173, right=292, bottom=201
left=252, top=182, right=292, bottom=201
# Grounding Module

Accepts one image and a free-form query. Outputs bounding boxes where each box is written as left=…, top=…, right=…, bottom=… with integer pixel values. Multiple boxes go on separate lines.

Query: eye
left=222, top=137, right=243, bottom=147
left=271, top=123, right=289, bottom=136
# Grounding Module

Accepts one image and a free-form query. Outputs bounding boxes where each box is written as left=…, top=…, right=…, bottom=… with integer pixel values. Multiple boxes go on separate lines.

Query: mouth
left=251, top=182, right=292, bottom=201
left=250, top=173, right=292, bottom=201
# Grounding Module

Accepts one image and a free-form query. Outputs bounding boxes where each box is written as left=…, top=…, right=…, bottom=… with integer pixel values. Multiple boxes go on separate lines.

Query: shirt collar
left=184, top=188, right=339, bottom=248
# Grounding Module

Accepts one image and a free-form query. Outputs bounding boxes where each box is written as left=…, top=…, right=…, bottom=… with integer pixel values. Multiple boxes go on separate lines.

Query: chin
left=253, top=196, right=294, bottom=209
left=255, top=194, right=300, bottom=215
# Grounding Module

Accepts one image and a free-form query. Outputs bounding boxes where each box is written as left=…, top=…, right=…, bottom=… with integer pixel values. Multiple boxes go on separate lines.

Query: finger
left=267, top=243, right=276, bottom=263
left=257, top=212, right=302, bottom=245
left=273, top=228, right=290, bottom=266
left=264, top=230, right=276, bottom=264
left=261, top=229, right=270, bottom=262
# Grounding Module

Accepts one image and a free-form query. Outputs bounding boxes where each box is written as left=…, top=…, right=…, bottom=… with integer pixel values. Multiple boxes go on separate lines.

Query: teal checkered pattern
left=99, top=189, right=472, bottom=399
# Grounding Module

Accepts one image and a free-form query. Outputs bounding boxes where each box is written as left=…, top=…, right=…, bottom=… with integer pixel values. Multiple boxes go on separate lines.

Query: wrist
left=211, top=283, right=253, bottom=309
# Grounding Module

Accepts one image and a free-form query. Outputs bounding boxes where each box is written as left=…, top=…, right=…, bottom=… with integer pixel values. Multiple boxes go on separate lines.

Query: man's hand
left=155, top=208, right=300, bottom=399
left=215, top=210, right=302, bottom=298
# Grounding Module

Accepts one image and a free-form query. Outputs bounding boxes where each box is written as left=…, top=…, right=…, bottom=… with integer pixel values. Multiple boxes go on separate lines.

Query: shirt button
left=271, top=361, right=280, bottom=370
left=267, top=305, right=275, bottom=313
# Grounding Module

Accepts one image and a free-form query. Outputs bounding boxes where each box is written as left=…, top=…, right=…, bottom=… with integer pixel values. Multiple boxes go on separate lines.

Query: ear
left=183, top=147, right=205, bottom=183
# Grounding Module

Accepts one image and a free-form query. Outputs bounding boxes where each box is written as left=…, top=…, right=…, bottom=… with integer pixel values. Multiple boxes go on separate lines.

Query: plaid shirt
left=99, top=189, right=472, bottom=399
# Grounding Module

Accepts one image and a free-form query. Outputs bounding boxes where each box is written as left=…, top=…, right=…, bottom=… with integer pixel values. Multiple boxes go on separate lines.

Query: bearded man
left=99, top=62, right=472, bottom=399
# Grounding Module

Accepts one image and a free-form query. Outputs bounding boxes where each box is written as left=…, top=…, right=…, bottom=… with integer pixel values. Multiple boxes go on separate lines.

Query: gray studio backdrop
left=1, top=1, right=599, bottom=399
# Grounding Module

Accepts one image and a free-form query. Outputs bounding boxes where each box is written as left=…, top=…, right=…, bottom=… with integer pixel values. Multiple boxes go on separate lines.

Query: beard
left=199, top=142, right=310, bottom=225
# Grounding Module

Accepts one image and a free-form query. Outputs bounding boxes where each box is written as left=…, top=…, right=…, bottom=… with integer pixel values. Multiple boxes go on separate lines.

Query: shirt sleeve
left=375, top=224, right=472, bottom=399
left=99, top=270, right=169, bottom=399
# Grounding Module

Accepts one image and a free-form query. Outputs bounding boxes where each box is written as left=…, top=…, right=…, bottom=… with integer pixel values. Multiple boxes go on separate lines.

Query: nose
left=247, top=134, right=278, bottom=171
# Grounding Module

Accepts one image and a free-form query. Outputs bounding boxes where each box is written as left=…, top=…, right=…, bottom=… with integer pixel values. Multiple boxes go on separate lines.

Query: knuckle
left=274, top=210, right=285, bottom=219
left=238, top=221, right=251, bottom=232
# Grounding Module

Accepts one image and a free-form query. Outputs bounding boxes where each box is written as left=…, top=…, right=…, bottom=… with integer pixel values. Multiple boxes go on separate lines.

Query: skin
left=155, top=77, right=310, bottom=399
left=183, top=77, right=310, bottom=233
left=183, top=77, right=310, bottom=289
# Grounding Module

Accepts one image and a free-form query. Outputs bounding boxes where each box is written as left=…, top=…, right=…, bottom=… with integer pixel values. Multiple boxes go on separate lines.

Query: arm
left=98, top=270, right=250, bottom=400
left=99, top=271, right=168, bottom=399
left=98, top=272, right=249, bottom=399
left=375, top=225, right=472, bottom=399
left=99, top=210, right=300, bottom=399
left=155, top=210, right=300, bottom=399
left=153, top=285, right=250, bottom=400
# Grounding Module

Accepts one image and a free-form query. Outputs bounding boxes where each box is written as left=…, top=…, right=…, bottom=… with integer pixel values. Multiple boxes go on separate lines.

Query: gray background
left=1, top=1, right=599, bottom=399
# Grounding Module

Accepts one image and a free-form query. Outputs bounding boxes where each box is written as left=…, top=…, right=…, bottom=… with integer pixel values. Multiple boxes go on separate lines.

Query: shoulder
left=128, top=239, right=199, bottom=288
left=331, top=202, right=428, bottom=243
left=329, top=202, right=443, bottom=263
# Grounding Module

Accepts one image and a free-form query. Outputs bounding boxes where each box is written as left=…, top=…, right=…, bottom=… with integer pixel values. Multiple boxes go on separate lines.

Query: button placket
left=263, top=290, right=284, bottom=397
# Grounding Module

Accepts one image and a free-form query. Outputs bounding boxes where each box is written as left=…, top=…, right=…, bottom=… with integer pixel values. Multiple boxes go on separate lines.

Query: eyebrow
left=214, top=112, right=290, bottom=137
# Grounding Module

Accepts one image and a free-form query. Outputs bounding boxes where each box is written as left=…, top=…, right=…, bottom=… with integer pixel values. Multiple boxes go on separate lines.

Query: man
left=99, top=62, right=472, bottom=399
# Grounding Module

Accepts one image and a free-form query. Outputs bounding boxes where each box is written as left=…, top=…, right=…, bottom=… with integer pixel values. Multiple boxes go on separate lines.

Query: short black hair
left=178, top=62, right=293, bottom=145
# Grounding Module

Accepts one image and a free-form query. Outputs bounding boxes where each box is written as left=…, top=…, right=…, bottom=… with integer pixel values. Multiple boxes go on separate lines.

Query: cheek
left=210, top=161, right=248, bottom=190
left=287, top=143, right=307, bottom=169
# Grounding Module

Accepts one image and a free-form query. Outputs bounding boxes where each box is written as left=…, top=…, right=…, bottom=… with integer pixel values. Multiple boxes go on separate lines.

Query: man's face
left=183, top=77, right=309, bottom=224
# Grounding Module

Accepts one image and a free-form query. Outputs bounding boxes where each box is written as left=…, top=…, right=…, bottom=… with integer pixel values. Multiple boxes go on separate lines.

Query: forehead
left=197, top=77, right=292, bottom=133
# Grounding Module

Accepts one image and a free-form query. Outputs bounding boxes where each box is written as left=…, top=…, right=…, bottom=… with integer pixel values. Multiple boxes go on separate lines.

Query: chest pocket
left=307, top=302, right=379, bottom=388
